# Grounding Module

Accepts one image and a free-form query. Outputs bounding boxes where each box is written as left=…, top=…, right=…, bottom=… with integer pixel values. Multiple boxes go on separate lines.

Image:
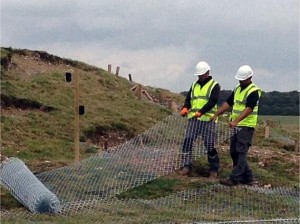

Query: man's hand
left=195, top=111, right=202, bottom=118
left=180, top=108, right=188, bottom=117
left=229, top=120, right=238, bottom=128
left=210, top=115, right=217, bottom=122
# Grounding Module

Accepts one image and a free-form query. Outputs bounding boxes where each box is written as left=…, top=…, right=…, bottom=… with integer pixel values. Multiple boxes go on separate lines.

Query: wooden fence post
left=116, top=67, right=120, bottom=76
left=136, top=84, right=142, bottom=100
left=128, top=74, right=132, bottom=82
left=139, top=136, right=144, bottom=149
left=108, top=64, right=111, bottom=74
left=142, top=90, right=154, bottom=101
left=104, top=139, right=108, bottom=151
left=74, top=72, right=80, bottom=161
left=168, top=99, right=173, bottom=111
left=264, top=120, right=271, bottom=139
left=295, top=140, right=299, bottom=152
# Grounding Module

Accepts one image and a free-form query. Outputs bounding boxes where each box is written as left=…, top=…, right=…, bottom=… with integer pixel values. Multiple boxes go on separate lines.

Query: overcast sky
left=1, top=0, right=299, bottom=93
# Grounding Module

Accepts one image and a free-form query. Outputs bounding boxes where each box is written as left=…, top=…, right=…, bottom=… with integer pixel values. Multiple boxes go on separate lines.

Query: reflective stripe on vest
left=187, top=79, right=218, bottom=121
left=231, top=83, right=261, bottom=128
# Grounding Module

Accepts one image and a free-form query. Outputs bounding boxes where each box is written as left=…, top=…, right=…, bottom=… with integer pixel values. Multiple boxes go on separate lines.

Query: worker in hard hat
left=211, top=65, right=262, bottom=186
left=179, top=61, right=220, bottom=178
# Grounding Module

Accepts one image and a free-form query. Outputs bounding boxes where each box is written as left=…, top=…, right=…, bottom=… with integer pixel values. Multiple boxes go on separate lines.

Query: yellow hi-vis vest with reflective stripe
left=187, top=79, right=218, bottom=121
left=231, top=83, right=261, bottom=128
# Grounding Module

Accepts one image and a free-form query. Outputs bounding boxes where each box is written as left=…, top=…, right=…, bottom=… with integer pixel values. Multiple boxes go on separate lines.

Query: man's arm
left=229, top=90, right=259, bottom=127
left=216, top=102, right=231, bottom=116
left=210, top=91, right=234, bottom=121
left=229, top=107, right=253, bottom=128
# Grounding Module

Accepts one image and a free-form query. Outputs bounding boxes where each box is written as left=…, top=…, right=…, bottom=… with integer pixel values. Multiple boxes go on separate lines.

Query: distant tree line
left=180, top=90, right=299, bottom=116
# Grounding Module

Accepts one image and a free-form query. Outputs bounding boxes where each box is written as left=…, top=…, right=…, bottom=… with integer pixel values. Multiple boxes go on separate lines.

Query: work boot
left=220, top=178, right=237, bottom=187
left=178, top=166, right=191, bottom=176
left=241, top=179, right=257, bottom=186
left=208, top=171, right=218, bottom=179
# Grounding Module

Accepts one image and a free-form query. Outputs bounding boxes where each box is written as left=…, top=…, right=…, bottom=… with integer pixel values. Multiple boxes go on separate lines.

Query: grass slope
left=1, top=47, right=183, bottom=164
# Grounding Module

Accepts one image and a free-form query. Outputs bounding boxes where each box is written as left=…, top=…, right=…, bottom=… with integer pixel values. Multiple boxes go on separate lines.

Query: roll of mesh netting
left=0, top=157, right=61, bottom=214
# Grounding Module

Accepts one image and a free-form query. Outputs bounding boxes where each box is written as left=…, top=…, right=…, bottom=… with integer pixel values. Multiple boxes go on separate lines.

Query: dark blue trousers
left=230, top=127, right=254, bottom=183
left=181, top=118, right=219, bottom=172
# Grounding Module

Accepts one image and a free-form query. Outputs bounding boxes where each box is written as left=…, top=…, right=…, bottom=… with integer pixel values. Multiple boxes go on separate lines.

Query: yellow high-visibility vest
left=231, top=83, right=262, bottom=128
left=187, top=79, right=218, bottom=121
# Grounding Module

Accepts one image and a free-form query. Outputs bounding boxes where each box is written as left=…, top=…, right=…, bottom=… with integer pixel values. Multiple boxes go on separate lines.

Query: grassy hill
left=0, top=47, right=299, bottom=223
left=1, top=47, right=184, bottom=167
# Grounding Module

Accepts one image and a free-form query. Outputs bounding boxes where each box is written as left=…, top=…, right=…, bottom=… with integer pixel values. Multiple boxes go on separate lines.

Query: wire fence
left=1, top=115, right=299, bottom=223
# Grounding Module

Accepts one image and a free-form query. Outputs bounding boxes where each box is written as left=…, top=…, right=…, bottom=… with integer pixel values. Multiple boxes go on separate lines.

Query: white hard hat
left=235, top=65, right=253, bottom=80
left=194, top=61, right=210, bottom=76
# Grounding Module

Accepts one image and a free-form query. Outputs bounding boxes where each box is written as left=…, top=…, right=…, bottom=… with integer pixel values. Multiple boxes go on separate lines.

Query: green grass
left=258, top=115, right=299, bottom=136
left=259, top=115, right=299, bottom=126
left=1, top=69, right=174, bottom=161
left=117, top=178, right=180, bottom=199
left=2, top=185, right=298, bottom=223
left=0, top=188, right=23, bottom=210
left=1, top=48, right=299, bottom=223
left=1, top=48, right=11, bottom=58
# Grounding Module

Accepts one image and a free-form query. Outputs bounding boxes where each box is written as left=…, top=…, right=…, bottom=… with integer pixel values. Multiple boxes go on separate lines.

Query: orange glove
left=180, top=108, right=188, bottom=117
left=195, top=111, right=202, bottom=118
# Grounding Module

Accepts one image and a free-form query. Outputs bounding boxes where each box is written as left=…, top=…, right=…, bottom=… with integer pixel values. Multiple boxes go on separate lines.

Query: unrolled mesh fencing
left=0, top=115, right=299, bottom=223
